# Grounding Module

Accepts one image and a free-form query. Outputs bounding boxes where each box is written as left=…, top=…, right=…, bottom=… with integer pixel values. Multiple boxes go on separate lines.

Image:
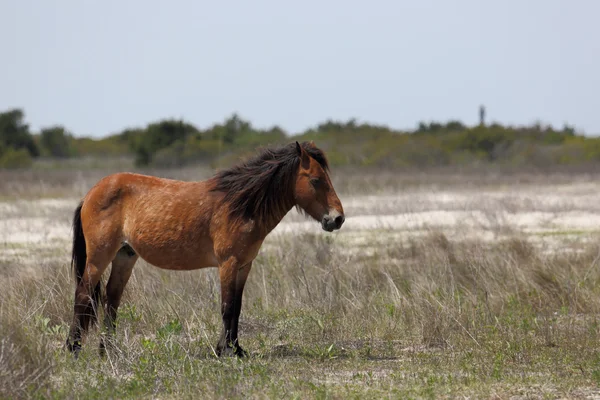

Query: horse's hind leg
left=99, top=244, right=138, bottom=356
left=67, top=251, right=115, bottom=357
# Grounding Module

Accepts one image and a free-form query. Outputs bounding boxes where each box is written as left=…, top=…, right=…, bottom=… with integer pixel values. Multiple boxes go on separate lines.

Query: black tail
left=72, top=201, right=86, bottom=285
left=71, top=201, right=102, bottom=324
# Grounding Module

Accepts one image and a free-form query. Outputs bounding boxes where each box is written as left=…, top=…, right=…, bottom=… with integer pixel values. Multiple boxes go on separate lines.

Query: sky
left=1, top=1, right=599, bottom=138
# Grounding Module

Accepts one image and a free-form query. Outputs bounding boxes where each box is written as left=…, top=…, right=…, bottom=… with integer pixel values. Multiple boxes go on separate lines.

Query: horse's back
left=80, top=172, right=221, bottom=270
left=83, top=172, right=181, bottom=214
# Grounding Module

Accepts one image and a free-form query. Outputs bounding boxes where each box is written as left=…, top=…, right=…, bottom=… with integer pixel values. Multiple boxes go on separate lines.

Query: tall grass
left=2, top=166, right=600, bottom=398
left=1, top=227, right=600, bottom=398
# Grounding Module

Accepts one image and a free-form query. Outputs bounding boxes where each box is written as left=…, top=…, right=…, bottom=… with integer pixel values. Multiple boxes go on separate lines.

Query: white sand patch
left=272, top=210, right=600, bottom=236
left=0, top=202, right=19, bottom=214
left=2, top=182, right=600, bottom=261
left=0, top=197, right=77, bottom=217
left=282, top=185, right=600, bottom=224
left=549, top=212, right=600, bottom=230
left=0, top=217, right=71, bottom=244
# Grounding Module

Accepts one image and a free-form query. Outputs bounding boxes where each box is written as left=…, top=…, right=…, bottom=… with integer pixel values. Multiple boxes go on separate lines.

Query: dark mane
left=209, top=141, right=329, bottom=227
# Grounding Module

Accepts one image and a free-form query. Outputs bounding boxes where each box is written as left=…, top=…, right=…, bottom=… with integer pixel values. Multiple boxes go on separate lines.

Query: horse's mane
left=209, top=141, right=329, bottom=227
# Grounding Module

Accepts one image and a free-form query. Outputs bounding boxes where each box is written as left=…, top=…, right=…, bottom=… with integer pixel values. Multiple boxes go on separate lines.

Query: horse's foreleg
left=99, top=245, right=138, bottom=356
left=230, top=262, right=252, bottom=356
left=216, top=259, right=252, bottom=357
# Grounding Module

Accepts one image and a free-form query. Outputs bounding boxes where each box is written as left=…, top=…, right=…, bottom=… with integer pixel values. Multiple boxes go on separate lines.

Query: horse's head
left=293, top=141, right=345, bottom=232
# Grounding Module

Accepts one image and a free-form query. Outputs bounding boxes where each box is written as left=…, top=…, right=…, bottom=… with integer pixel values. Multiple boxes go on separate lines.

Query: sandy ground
left=2, top=181, right=600, bottom=274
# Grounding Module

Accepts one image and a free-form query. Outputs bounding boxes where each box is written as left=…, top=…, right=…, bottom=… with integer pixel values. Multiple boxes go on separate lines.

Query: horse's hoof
left=66, top=339, right=81, bottom=359
left=234, top=346, right=249, bottom=358
left=99, top=343, right=106, bottom=358
left=216, top=345, right=234, bottom=357
left=99, top=336, right=114, bottom=358
left=216, top=344, right=248, bottom=358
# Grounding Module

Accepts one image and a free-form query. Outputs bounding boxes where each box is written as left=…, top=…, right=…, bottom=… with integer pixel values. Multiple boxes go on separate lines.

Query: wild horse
left=65, top=141, right=345, bottom=358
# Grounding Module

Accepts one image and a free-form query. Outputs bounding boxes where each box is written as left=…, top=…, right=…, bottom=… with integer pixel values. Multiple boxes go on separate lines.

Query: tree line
left=0, top=107, right=596, bottom=169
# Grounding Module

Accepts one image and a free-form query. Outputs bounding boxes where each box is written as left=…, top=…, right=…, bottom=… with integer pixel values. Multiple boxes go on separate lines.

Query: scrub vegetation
left=1, top=107, right=598, bottom=171
left=1, top=168, right=600, bottom=399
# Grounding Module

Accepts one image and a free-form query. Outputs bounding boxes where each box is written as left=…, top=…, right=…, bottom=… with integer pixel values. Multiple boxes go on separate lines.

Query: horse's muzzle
left=322, top=212, right=345, bottom=232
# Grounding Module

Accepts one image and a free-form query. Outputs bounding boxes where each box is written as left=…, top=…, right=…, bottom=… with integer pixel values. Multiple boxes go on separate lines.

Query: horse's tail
left=71, top=200, right=102, bottom=324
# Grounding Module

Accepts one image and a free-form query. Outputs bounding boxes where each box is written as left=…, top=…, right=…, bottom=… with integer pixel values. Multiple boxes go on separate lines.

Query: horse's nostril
left=334, top=215, right=345, bottom=227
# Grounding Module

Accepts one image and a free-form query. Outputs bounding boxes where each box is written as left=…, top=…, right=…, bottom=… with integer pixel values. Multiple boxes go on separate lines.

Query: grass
left=2, top=231, right=600, bottom=399
left=2, top=168, right=600, bottom=399
left=533, top=229, right=600, bottom=237
left=3, top=162, right=600, bottom=201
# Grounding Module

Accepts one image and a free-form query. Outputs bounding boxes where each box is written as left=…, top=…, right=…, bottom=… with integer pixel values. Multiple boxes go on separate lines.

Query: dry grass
left=4, top=163, right=600, bottom=200
left=1, top=167, right=600, bottom=399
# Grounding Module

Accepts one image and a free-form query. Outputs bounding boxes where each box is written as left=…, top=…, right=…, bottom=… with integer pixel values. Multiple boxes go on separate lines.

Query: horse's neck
left=260, top=192, right=296, bottom=237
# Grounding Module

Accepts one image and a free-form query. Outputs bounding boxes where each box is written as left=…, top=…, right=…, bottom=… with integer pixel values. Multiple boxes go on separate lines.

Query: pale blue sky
left=1, top=1, right=599, bottom=137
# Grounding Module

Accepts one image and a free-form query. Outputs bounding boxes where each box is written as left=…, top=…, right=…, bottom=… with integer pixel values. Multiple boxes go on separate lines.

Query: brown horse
left=65, top=141, right=345, bottom=358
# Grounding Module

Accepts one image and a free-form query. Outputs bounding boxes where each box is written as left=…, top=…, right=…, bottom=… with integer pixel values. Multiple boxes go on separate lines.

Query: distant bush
left=152, top=139, right=187, bottom=168
left=0, top=107, right=597, bottom=170
left=70, top=135, right=134, bottom=157
left=0, top=148, right=33, bottom=169
left=0, top=109, right=39, bottom=159
left=40, top=126, right=73, bottom=158
left=129, top=119, right=201, bottom=166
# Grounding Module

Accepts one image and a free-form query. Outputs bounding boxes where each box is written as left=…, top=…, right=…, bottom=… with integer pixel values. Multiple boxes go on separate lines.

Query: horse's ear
left=296, top=141, right=310, bottom=170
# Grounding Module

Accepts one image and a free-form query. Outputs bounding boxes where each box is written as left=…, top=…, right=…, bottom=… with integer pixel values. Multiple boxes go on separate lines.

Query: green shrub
left=0, top=148, right=33, bottom=169
left=0, top=109, right=39, bottom=158
left=40, top=126, right=73, bottom=158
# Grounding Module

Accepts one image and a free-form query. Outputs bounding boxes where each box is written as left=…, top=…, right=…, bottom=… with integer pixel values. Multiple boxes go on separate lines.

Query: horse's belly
left=128, top=237, right=218, bottom=270
left=122, top=202, right=218, bottom=269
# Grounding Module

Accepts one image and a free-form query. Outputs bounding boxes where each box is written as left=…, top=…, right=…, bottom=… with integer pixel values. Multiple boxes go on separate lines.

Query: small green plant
left=306, top=343, right=339, bottom=361
left=35, top=315, right=65, bottom=336
left=157, top=319, right=183, bottom=339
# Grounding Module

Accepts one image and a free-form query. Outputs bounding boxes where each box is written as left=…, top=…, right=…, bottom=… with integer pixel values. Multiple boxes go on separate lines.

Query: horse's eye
left=310, top=178, right=321, bottom=188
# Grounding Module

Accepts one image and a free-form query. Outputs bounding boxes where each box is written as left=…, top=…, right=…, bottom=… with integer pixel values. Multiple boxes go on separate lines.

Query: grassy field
left=1, top=166, right=600, bottom=399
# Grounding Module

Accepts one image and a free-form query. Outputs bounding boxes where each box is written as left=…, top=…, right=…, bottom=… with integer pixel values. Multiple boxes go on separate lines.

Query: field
left=1, top=166, right=600, bottom=399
